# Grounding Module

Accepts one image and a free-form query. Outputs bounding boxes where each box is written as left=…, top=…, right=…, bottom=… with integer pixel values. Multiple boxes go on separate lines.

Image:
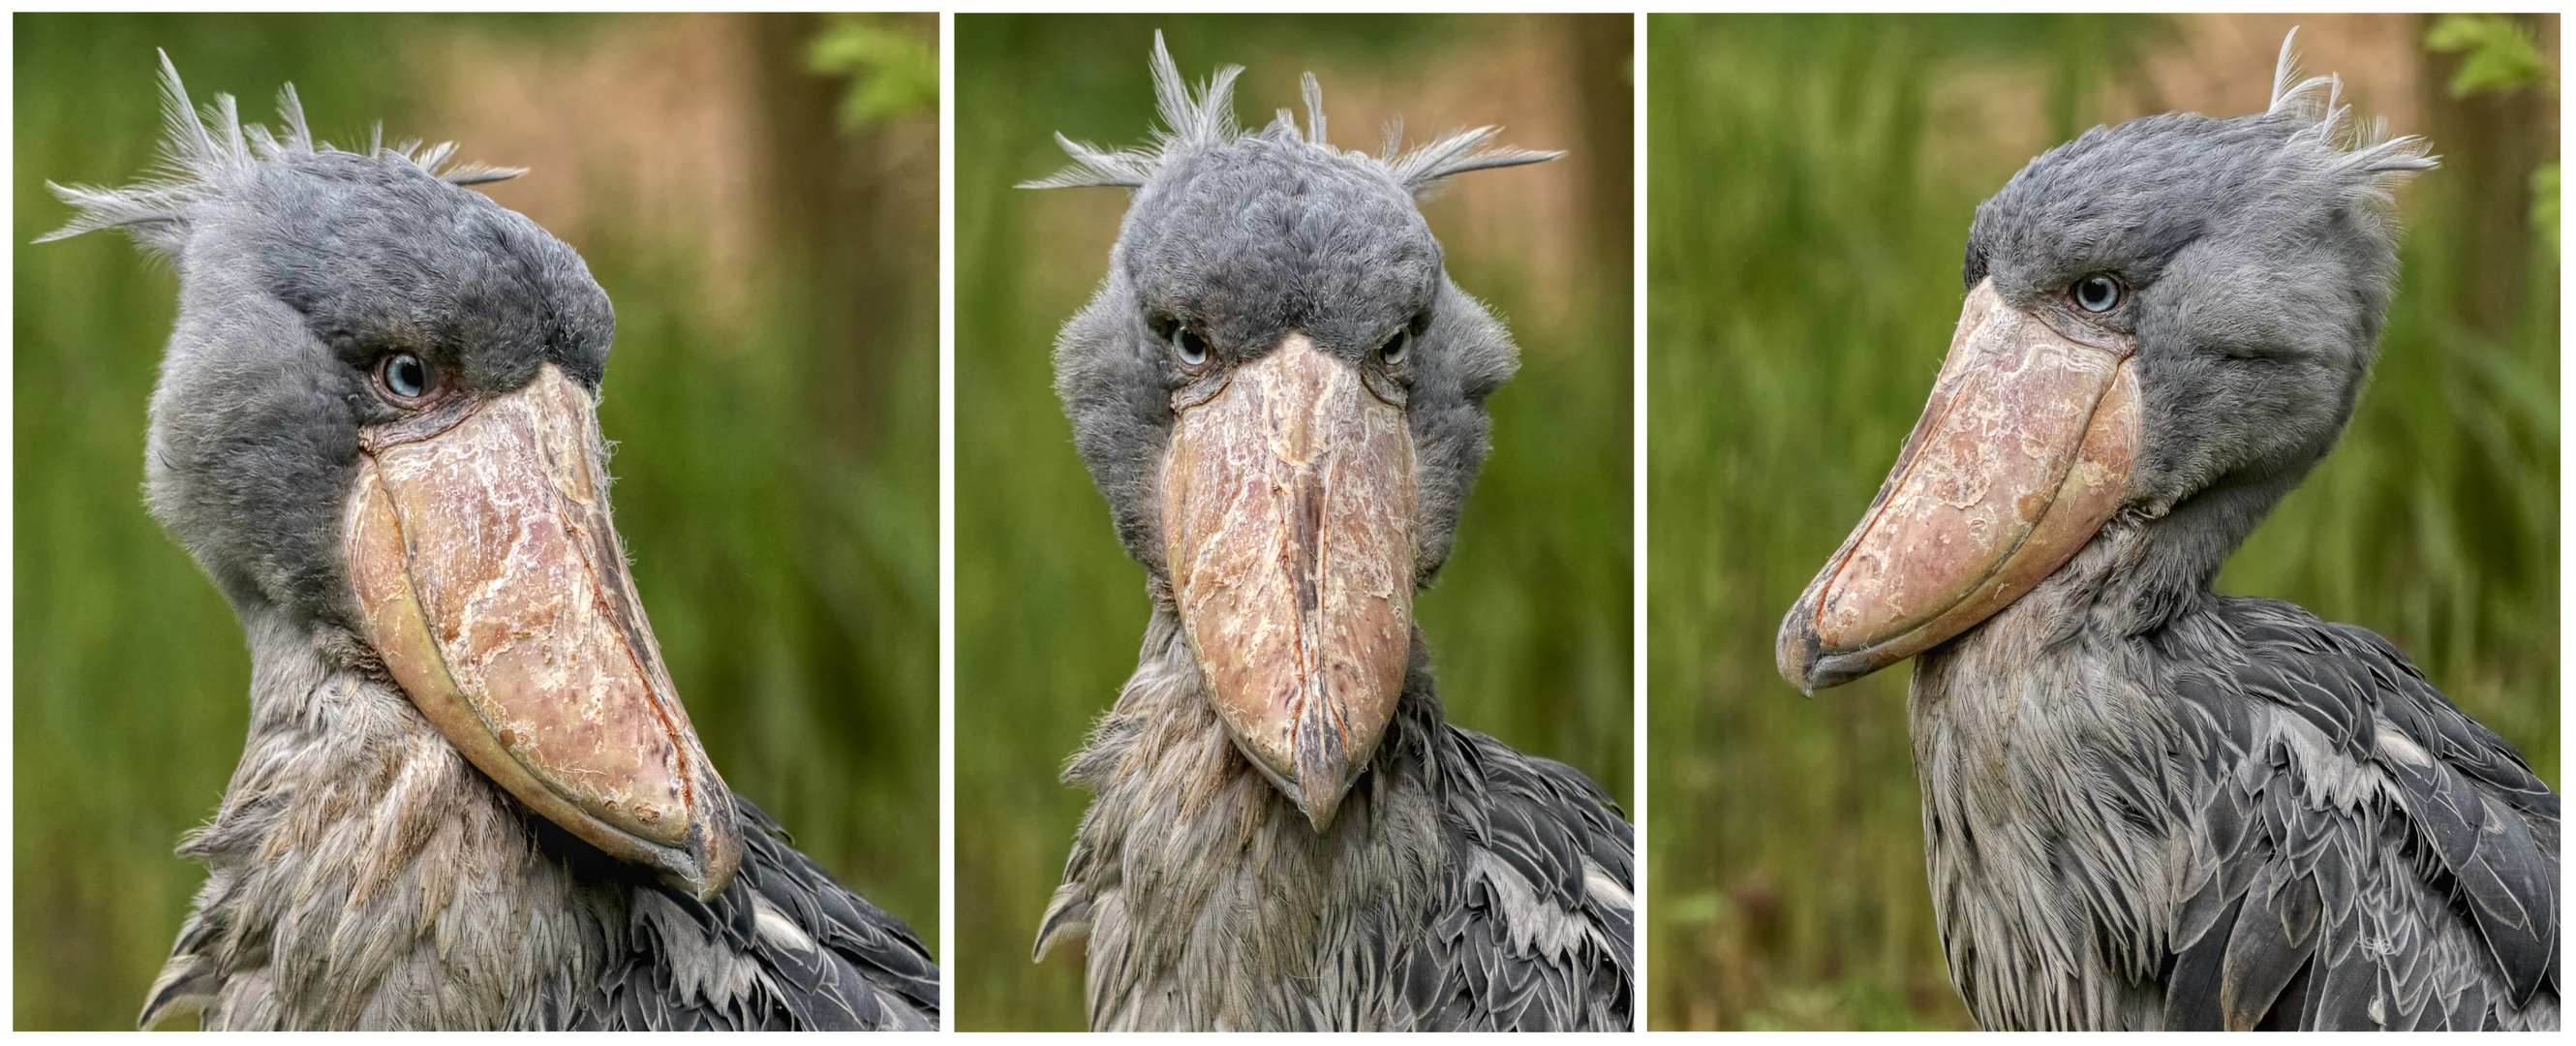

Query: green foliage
left=2426, top=14, right=2553, bottom=98
left=810, top=14, right=938, bottom=130
left=2534, top=161, right=2559, bottom=256
left=954, top=14, right=1632, bottom=1030
left=15, top=14, right=937, bottom=1029
left=1647, top=13, right=2557, bottom=1031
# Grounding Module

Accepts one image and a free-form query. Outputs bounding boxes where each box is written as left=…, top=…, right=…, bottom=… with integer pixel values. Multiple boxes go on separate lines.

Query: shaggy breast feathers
left=1045, top=620, right=1632, bottom=1031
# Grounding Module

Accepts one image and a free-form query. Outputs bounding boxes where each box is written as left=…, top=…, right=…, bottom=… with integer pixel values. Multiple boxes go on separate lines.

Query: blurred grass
left=15, top=13, right=938, bottom=1029
left=1646, top=14, right=2559, bottom=1031
left=955, top=14, right=1633, bottom=1030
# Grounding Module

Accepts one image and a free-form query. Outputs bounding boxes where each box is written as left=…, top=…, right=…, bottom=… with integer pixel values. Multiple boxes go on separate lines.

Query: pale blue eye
left=1172, top=327, right=1209, bottom=365
left=382, top=352, right=431, bottom=400
left=2073, top=274, right=2123, bottom=313
left=1379, top=329, right=1411, bottom=364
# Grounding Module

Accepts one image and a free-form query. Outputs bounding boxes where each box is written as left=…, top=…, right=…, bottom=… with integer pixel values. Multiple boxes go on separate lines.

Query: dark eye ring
left=2072, top=274, right=2124, bottom=314
left=378, top=351, right=434, bottom=403
left=1378, top=329, right=1411, bottom=365
left=1171, top=326, right=1209, bottom=366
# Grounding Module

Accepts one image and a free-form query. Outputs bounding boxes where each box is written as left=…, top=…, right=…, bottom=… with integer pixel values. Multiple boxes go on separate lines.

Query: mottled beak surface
left=345, top=364, right=742, bottom=900
left=1162, top=333, right=1417, bottom=832
left=1779, top=279, right=2138, bottom=692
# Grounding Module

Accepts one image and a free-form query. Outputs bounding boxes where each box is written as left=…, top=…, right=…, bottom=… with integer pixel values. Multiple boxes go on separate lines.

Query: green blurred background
left=1648, top=14, right=2559, bottom=1031
left=955, top=14, right=1633, bottom=1030
left=15, top=13, right=938, bottom=1029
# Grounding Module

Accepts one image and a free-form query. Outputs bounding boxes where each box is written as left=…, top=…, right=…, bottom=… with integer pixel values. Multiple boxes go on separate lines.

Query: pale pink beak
left=1161, top=333, right=1417, bottom=832
left=1780, top=280, right=2140, bottom=692
left=345, top=363, right=741, bottom=900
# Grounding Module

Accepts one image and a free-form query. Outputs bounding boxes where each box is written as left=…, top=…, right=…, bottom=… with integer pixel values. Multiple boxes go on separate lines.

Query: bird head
left=1034, top=34, right=1552, bottom=832
left=1780, top=31, right=2435, bottom=692
left=45, top=55, right=742, bottom=900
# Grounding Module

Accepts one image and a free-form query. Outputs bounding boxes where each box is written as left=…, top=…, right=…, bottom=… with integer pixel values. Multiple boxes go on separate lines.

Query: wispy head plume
left=2266, top=27, right=2438, bottom=199
left=39, top=51, right=524, bottom=256
left=1021, top=31, right=1560, bottom=200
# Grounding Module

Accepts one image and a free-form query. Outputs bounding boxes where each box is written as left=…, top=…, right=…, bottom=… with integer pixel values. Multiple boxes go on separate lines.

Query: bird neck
left=2112, top=458, right=2316, bottom=632
left=1907, top=478, right=2316, bottom=1028
left=153, top=608, right=606, bottom=1030
left=1908, top=535, right=2195, bottom=1030
left=1053, top=606, right=1454, bottom=1030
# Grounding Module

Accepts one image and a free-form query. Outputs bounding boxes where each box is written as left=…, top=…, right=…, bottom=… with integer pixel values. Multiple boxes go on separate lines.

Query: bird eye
left=2072, top=274, right=2124, bottom=314
left=1378, top=329, right=1411, bottom=365
left=1171, top=326, right=1209, bottom=366
left=378, top=352, right=434, bottom=403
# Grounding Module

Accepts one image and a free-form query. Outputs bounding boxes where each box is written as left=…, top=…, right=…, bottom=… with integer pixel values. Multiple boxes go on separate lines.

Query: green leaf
left=2424, top=15, right=2552, bottom=98
left=809, top=16, right=937, bottom=130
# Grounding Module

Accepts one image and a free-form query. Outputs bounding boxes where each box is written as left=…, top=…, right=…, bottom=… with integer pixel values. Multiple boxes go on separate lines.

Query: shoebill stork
left=1021, top=37, right=1633, bottom=1031
left=1777, top=35, right=2558, bottom=1031
left=42, top=58, right=936, bottom=1031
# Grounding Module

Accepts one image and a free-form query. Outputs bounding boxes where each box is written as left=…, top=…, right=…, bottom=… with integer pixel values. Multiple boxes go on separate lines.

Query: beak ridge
left=347, top=364, right=741, bottom=899
left=1779, top=281, right=2139, bottom=691
left=1162, top=334, right=1416, bottom=833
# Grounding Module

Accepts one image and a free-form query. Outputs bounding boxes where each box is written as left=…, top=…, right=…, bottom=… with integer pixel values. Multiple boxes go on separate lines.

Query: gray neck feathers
left=1904, top=522, right=2512, bottom=1030
left=1045, top=609, right=1452, bottom=1031
left=1904, top=521, right=2561, bottom=1031
left=1908, top=528, right=2180, bottom=1029
left=2119, top=464, right=2312, bottom=633
left=147, top=610, right=612, bottom=1030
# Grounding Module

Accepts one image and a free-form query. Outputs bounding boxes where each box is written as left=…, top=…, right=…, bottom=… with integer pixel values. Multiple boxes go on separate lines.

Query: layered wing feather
left=2154, top=598, right=2557, bottom=1031
left=1394, top=725, right=1635, bottom=1031
left=572, top=795, right=937, bottom=1031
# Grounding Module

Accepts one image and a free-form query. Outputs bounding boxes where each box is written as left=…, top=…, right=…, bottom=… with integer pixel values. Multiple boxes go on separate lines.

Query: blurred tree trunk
left=750, top=12, right=938, bottom=459
left=1570, top=14, right=1633, bottom=274
left=2415, top=13, right=2552, bottom=337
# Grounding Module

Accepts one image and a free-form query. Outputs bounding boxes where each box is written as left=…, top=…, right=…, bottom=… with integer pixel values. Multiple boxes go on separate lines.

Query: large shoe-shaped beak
left=1162, top=333, right=1417, bottom=833
left=345, top=363, right=741, bottom=900
left=1779, top=280, right=2140, bottom=692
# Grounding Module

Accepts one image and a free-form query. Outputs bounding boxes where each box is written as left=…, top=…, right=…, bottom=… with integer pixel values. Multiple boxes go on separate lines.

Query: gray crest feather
left=39, top=51, right=526, bottom=256
left=1020, top=31, right=1240, bottom=190
left=1021, top=31, right=1560, bottom=200
left=1382, top=125, right=1560, bottom=199
left=2266, top=28, right=2437, bottom=192
left=1302, top=72, right=1327, bottom=147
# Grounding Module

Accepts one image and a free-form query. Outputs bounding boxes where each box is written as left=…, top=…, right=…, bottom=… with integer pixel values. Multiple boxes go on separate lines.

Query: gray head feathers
left=1968, top=27, right=2439, bottom=303
left=1021, top=31, right=1559, bottom=200
left=40, top=50, right=523, bottom=257
left=1957, top=28, right=2443, bottom=624
left=44, top=54, right=610, bottom=634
